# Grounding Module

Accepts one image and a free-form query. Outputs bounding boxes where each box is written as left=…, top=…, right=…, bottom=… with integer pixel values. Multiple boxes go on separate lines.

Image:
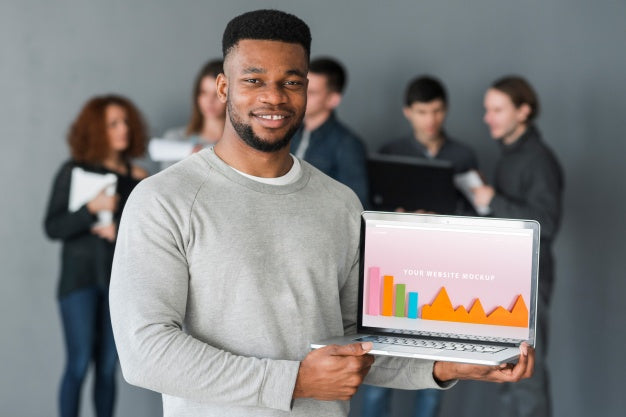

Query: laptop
left=368, top=154, right=456, bottom=214
left=312, top=211, right=540, bottom=365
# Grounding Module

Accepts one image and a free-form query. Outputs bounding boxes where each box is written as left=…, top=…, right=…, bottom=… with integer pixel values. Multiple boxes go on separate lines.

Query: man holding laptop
left=109, top=10, right=534, bottom=417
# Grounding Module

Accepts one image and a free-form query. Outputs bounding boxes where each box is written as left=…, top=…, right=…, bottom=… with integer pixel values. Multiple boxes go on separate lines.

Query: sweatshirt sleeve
left=44, top=162, right=97, bottom=240
left=340, top=246, right=360, bottom=337
left=490, top=154, right=562, bottom=240
left=364, top=356, right=455, bottom=390
left=109, top=181, right=300, bottom=411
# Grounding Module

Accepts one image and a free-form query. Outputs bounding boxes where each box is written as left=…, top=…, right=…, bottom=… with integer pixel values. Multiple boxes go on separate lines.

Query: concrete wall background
left=1, top=1, right=625, bottom=416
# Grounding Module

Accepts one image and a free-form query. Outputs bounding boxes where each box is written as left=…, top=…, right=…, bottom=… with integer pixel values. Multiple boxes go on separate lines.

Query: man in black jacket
left=473, top=76, right=564, bottom=417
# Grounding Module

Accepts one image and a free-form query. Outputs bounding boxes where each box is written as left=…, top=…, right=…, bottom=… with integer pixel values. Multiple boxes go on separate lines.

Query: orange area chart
left=421, top=287, right=528, bottom=327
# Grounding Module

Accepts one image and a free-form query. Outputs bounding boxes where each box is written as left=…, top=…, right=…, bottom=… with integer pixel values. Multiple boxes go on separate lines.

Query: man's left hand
left=433, top=342, right=534, bottom=383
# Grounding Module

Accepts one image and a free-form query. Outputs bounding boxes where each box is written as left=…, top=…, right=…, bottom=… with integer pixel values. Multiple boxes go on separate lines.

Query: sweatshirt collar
left=198, top=147, right=311, bottom=195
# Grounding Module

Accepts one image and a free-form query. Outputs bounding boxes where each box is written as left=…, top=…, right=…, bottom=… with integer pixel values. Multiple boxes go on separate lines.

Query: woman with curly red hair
left=44, top=94, right=149, bottom=417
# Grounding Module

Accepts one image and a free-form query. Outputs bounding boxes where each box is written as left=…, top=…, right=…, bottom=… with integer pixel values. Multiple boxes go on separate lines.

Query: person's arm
left=489, top=157, right=562, bottom=240
left=335, top=135, right=369, bottom=207
left=109, top=182, right=301, bottom=411
left=44, top=162, right=97, bottom=240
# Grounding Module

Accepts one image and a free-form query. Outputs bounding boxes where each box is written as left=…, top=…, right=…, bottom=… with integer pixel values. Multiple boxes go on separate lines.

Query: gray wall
left=2, top=1, right=625, bottom=416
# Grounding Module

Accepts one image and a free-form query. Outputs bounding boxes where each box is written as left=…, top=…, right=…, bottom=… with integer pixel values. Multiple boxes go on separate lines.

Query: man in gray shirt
left=109, top=9, right=534, bottom=417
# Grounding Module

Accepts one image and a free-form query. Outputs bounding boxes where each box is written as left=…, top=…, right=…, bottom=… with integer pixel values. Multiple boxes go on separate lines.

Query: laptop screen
left=358, top=212, right=539, bottom=344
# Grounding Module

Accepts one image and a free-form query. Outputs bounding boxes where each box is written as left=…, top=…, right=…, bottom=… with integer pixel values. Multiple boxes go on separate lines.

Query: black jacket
left=489, top=126, right=564, bottom=300
left=44, top=160, right=141, bottom=298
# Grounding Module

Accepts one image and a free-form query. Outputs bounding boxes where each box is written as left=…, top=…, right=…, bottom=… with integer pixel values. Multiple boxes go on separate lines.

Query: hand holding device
left=472, top=184, right=495, bottom=209
left=87, top=187, right=119, bottom=226
left=293, top=342, right=375, bottom=401
left=91, top=222, right=117, bottom=242
left=87, top=188, right=118, bottom=213
left=433, top=342, right=534, bottom=383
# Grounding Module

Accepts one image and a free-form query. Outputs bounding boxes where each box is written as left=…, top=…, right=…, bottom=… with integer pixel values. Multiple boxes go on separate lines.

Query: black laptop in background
left=367, top=154, right=457, bottom=214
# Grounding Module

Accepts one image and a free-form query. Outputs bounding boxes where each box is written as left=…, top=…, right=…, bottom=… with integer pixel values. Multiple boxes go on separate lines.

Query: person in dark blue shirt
left=290, top=57, right=369, bottom=205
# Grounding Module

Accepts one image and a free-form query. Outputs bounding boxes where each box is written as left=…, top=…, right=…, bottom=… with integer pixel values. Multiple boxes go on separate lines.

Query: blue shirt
left=290, top=113, right=369, bottom=206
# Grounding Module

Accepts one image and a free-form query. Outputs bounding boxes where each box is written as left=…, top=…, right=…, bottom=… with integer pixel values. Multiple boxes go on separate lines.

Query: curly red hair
left=68, top=95, right=148, bottom=164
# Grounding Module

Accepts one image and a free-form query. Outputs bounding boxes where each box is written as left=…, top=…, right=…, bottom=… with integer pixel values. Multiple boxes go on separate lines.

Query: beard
left=228, top=99, right=302, bottom=153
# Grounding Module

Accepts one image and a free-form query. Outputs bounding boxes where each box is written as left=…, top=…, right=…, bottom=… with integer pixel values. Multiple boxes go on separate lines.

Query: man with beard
left=109, top=10, right=535, bottom=417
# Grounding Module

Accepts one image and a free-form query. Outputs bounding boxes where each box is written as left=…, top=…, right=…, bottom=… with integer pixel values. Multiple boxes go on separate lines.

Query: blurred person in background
left=44, top=94, right=149, bottom=417
left=361, top=75, right=480, bottom=417
left=473, top=76, right=563, bottom=417
left=162, top=59, right=225, bottom=154
left=378, top=75, right=480, bottom=216
left=290, top=57, right=369, bottom=206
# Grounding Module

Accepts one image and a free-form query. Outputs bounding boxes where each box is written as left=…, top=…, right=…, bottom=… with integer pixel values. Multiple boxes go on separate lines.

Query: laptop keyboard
left=363, top=335, right=506, bottom=353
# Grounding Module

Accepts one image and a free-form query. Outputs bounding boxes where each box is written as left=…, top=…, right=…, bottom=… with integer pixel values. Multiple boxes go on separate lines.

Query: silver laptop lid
left=358, top=211, right=540, bottom=347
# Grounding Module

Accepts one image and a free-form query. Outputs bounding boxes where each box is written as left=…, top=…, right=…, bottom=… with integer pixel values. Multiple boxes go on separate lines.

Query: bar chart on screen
left=366, top=266, right=528, bottom=327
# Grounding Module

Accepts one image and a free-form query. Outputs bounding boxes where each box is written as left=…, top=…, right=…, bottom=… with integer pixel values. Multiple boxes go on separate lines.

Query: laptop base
left=311, top=334, right=521, bottom=366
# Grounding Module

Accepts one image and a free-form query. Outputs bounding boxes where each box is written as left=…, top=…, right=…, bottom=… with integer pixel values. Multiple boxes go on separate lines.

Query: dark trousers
left=59, top=285, right=117, bottom=417
left=498, top=287, right=552, bottom=417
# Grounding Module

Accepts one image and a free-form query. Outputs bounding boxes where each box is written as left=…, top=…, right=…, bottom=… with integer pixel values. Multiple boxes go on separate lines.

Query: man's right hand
left=293, top=342, right=375, bottom=401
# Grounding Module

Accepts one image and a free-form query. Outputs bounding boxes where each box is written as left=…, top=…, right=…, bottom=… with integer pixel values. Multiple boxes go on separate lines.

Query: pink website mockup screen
left=362, top=220, right=534, bottom=340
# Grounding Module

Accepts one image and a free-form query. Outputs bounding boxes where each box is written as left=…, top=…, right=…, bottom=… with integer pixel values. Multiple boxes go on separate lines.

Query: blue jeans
left=361, top=385, right=443, bottom=417
left=59, top=285, right=117, bottom=417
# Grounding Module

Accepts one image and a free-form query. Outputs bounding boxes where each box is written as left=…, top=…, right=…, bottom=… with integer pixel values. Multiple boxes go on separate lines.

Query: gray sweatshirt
left=110, top=148, right=445, bottom=417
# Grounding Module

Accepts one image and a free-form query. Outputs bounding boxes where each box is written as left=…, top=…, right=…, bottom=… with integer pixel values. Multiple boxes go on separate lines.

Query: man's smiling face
left=218, top=39, right=308, bottom=152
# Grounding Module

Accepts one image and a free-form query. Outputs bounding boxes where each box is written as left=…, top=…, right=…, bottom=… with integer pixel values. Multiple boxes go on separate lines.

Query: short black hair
left=404, top=76, right=448, bottom=107
left=222, top=9, right=311, bottom=60
left=310, top=57, right=347, bottom=94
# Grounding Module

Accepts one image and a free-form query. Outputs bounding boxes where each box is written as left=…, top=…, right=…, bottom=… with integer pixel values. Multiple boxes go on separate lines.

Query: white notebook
left=148, top=138, right=194, bottom=162
left=69, top=167, right=117, bottom=226
left=453, top=170, right=491, bottom=215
